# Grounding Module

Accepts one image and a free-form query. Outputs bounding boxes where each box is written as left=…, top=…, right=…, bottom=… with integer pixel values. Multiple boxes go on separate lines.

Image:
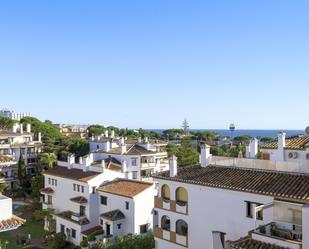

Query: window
left=55, top=180, right=57, bottom=187
left=117, top=223, right=122, bottom=229
left=125, top=201, right=129, bottom=210
left=51, top=179, right=54, bottom=185
left=161, top=216, right=170, bottom=231
left=92, top=187, right=96, bottom=194
left=100, top=219, right=103, bottom=226
left=71, top=229, right=76, bottom=238
left=77, top=185, right=80, bottom=192
left=176, top=220, right=188, bottom=236
left=81, top=186, right=84, bottom=193
left=73, top=184, right=76, bottom=191
left=101, top=196, right=107, bottom=205
left=132, top=171, right=138, bottom=180
left=97, top=145, right=99, bottom=149
left=131, top=158, right=137, bottom=166
left=80, top=206, right=86, bottom=216
left=140, top=224, right=148, bottom=234
left=161, top=184, right=170, bottom=201
left=176, top=187, right=188, bottom=205
left=246, top=201, right=253, bottom=218
left=48, top=178, right=51, bottom=185
left=60, top=224, right=65, bottom=234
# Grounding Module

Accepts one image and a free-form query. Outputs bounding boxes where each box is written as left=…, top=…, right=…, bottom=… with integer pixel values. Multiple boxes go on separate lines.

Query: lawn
left=0, top=219, right=48, bottom=249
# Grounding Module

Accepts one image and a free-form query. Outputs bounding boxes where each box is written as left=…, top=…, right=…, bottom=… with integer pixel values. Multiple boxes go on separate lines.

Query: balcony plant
left=258, top=225, right=266, bottom=234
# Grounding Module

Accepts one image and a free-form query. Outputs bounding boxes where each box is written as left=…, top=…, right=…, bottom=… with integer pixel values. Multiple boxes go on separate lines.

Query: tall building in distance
left=0, top=108, right=31, bottom=121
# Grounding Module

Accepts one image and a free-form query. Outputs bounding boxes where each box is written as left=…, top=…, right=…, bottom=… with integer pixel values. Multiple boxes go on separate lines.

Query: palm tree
left=39, top=152, right=57, bottom=168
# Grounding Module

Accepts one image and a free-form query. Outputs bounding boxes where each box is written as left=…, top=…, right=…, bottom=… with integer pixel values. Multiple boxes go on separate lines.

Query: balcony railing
left=154, top=196, right=188, bottom=214
left=71, top=212, right=87, bottom=222
left=154, top=226, right=188, bottom=247
left=253, top=222, right=302, bottom=249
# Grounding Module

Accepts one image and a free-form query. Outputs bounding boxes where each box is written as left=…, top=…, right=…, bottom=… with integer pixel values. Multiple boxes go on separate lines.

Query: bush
left=258, top=225, right=266, bottom=234
left=48, top=233, right=68, bottom=249
left=80, top=239, right=89, bottom=247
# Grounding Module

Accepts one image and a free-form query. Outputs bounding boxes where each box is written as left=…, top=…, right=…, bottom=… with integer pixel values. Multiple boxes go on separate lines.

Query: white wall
left=155, top=179, right=274, bottom=249
left=302, top=205, right=309, bottom=249
left=0, top=196, right=12, bottom=220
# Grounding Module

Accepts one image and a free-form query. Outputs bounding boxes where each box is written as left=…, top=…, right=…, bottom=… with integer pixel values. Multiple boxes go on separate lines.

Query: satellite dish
left=305, top=126, right=309, bottom=135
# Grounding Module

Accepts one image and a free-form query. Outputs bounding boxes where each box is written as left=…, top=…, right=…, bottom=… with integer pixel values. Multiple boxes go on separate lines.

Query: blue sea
left=147, top=129, right=305, bottom=139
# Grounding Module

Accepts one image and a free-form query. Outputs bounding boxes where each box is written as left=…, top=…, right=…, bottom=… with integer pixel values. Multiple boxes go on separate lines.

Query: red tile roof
left=0, top=215, right=26, bottom=231
left=97, top=178, right=152, bottom=198
left=154, top=165, right=309, bottom=203
left=260, top=135, right=309, bottom=150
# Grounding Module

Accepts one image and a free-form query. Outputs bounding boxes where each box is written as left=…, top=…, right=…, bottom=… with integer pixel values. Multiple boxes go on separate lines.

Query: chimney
left=121, top=143, right=127, bottom=154
left=200, top=143, right=211, bottom=167
left=101, top=159, right=106, bottom=168
left=277, top=132, right=286, bottom=161
left=79, top=156, right=83, bottom=164
left=169, top=155, right=177, bottom=177
left=12, top=123, right=18, bottom=133
left=38, top=132, right=42, bottom=142
left=67, top=154, right=75, bottom=168
left=246, top=138, right=258, bottom=159
left=104, top=130, right=108, bottom=137
left=106, top=141, right=111, bottom=152
left=144, top=137, right=149, bottom=143
left=138, top=137, right=142, bottom=143
left=26, top=123, right=31, bottom=133
left=122, top=160, right=128, bottom=174
left=91, top=136, right=95, bottom=141
left=20, top=124, right=23, bottom=134
left=111, top=130, right=115, bottom=138
left=119, top=137, right=125, bottom=146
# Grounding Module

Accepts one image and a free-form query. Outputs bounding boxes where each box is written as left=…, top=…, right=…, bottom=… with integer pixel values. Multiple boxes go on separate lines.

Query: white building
left=0, top=108, right=31, bottom=121
left=0, top=179, right=25, bottom=232
left=0, top=123, right=42, bottom=188
left=97, top=178, right=155, bottom=238
left=257, top=132, right=309, bottom=165
left=41, top=154, right=155, bottom=246
left=153, top=144, right=309, bottom=249
left=89, top=134, right=169, bottom=181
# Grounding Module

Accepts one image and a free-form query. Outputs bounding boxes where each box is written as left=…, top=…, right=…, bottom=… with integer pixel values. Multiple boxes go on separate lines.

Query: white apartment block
left=41, top=155, right=155, bottom=246
left=153, top=144, right=309, bottom=249
left=0, top=123, right=42, bottom=188
left=89, top=133, right=169, bottom=181
left=0, top=108, right=31, bottom=121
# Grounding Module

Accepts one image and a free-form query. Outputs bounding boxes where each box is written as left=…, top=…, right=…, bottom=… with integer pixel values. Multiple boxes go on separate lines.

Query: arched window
left=176, top=187, right=188, bottom=205
left=161, top=215, right=170, bottom=231
left=161, top=184, right=170, bottom=201
left=176, top=220, right=188, bottom=236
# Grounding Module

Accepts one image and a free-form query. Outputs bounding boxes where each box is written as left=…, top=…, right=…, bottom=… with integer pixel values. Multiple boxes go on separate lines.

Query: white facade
left=0, top=108, right=30, bottom=121
left=41, top=154, right=156, bottom=246
left=153, top=148, right=309, bottom=249
left=89, top=136, right=169, bottom=181
left=0, top=123, right=42, bottom=188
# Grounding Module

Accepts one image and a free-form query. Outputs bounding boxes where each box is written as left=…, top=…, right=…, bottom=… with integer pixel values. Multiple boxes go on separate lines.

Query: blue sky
left=0, top=0, right=308, bottom=129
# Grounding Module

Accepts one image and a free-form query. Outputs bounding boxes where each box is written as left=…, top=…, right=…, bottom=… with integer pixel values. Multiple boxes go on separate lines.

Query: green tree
left=166, top=143, right=178, bottom=157
left=176, top=137, right=199, bottom=166
left=31, top=174, right=44, bottom=199
left=17, top=155, right=26, bottom=187
left=39, top=152, right=57, bottom=168
left=0, top=182, right=8, bottom=194
left=0, top=116, right=15, bottom=130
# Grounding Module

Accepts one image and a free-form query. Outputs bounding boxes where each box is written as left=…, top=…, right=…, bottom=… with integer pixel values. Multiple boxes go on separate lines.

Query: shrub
left=258, top=225, right=266, bottom=234
left=80, top=239, right=89, bottom=247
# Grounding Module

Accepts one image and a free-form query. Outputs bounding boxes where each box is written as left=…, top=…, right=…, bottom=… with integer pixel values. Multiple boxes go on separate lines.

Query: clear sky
left=0, top=0, right=308, bottom=129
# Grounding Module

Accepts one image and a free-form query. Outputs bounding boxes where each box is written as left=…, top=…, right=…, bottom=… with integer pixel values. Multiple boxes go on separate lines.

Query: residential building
left=97, top=178, right=155, bottom=238
left=0, top=108, right=30, bottom=121
left=0, top=179, right=25, bottom=232
left=153, top=144, right=309, bottom=249
left=257, top=132, right=309, bottom=164
left=89, top=133, right=168, bottom=181
left=0, top=123, right=42, bottom=188
left=41, top=154, right=157, bottom=246
left=56, top=124, right=89, bottom=138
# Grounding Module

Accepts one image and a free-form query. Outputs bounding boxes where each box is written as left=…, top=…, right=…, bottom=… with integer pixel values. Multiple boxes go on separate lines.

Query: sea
left=147, top=129, right=305, bottom=139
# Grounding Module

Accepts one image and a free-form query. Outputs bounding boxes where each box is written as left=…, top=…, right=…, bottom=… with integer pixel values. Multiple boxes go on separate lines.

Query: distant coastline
left=147, top=129, right=305, bottom=138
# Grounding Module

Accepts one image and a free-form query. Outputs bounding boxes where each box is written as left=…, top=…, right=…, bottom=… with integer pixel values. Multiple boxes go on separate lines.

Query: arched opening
left=176, top=220, right=188, bottom=236
left=176, top=187, right=188, bottom=205
left=161, top=184, right=170, bottom=201
left=161, top=215, right=170, bottom=231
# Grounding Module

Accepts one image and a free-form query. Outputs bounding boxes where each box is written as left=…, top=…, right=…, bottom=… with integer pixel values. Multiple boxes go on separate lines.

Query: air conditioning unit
left=288, top=152, right=298, bottom=159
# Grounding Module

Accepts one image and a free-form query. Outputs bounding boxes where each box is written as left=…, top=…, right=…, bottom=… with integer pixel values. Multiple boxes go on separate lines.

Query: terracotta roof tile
left=97, top=178, right=152, bottom=198
left=260, top=135, right=309, bottom=150
left=154, top=165, right=309, bottom=202
left=100, top=209, right=125, bottom=221
left=0, top=215, right=26, bottom=231
left=70, top=196, right=88, bottom=204
left=40, top=187, right=54, bottom=194
left=231, top=237, right=289, bottom=249
left=44, top=166, right=101, bottom=183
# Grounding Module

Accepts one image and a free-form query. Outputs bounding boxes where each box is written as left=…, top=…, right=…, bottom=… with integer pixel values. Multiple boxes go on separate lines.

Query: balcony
left=176, top=201, right=188, bottom=214
left=252, top=222, right=302, bottom=249
left=141, top=162, right=156, bottom=169
left=154, top=226, right=187, bottom=247
left=154, top=196, right=188, bottom=215
left=71, top=212, right=87, bottom=222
